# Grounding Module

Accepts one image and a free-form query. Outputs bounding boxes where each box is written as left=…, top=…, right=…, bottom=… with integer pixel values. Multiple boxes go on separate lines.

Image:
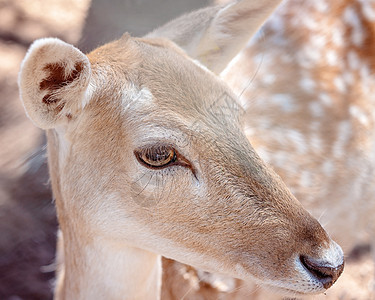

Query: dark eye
left=135, top=145, right=177, bottom=168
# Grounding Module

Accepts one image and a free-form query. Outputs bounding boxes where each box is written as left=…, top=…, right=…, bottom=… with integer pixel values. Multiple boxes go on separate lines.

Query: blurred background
left=0, top=0, right=373, bottom=299
left=0, top=1, right=88, bottom=298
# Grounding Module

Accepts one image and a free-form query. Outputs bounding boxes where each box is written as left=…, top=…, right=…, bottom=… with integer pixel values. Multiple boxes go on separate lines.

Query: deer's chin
left=259, top=282, right=325, bottom=297
left=248, top=274, right=326, bottom=297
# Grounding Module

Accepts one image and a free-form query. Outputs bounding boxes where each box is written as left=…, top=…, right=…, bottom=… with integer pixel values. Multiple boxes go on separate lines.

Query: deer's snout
left=299, top=241, right=344, bottom=289
left=300, top=255, right=344, bottom=289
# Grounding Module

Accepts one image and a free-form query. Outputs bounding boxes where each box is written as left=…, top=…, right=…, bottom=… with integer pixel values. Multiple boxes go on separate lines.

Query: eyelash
left=134, top=144, right=197, bottom=178
left=134, top=145, right=178, bottom=169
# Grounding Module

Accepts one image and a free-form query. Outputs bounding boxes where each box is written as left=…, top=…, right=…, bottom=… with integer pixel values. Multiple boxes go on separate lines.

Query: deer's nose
left=300, top=255, right=344, bottom=289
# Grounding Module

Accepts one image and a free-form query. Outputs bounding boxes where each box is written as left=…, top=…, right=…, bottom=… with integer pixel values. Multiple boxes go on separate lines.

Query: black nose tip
left=300, top=255, right=344, bottom=289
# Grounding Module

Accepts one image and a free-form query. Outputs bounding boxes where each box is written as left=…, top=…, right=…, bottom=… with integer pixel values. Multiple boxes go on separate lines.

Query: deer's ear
left=18, top=38, right=91, bottom=129
left=147, top=0, right=282, bottom=74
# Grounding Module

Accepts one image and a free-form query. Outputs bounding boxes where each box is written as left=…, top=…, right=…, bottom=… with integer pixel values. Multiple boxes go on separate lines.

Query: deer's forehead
left=89, top=36, right=232, bottom=109
left=118, top=84, right=242, bottom=139
left=87, top=38, right=241, bottom=137
left=137, top=41, right=229, bottom=103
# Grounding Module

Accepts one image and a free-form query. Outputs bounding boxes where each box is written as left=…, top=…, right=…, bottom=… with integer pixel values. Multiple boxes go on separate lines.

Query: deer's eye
left=135, top=145, right=177, bottom=169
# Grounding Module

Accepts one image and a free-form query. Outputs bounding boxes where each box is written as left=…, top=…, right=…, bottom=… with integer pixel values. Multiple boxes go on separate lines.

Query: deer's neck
left=56, top=235, right=162, bottom=300
left=46, top=131, right=162, bottom=300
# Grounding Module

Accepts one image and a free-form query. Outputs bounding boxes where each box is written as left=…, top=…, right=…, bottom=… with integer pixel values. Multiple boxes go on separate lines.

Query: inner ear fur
left=18, top=38, right=91, bottom=129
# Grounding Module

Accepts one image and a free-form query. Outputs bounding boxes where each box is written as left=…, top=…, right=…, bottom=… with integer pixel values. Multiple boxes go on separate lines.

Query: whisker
left=136, top=172, right=154, bottom=198
left=318, top=208, right=327, bottom=222
left=237, top=30, right=265, bottom=102
left=227, top=280, right=262, bottom=297
left=166, top=171, right=176, bottom=204
left=180, top=270, right=210, bottom=300
left=18, top=144, right=47, bottom=169
left=132, top=170, right=149, bottom=185
left=154, top=172, right=168, bottom=206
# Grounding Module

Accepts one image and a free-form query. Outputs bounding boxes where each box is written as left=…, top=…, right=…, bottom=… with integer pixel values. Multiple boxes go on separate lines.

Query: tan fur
left=18, top=0, right=345, bottom=299
left=224, top=0, right=375, bottom=253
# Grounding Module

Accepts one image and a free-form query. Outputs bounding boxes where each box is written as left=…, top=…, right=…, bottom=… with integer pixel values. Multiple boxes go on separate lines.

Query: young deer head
left=18, top=0, right=344, bottom=298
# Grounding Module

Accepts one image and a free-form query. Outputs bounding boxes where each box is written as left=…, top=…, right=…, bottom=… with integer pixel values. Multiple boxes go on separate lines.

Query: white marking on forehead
left=122, top=85, right=153, bottom=112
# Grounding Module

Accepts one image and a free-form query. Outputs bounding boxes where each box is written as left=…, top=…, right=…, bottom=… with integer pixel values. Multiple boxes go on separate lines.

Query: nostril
left=300, top=255, right=344, bottom=289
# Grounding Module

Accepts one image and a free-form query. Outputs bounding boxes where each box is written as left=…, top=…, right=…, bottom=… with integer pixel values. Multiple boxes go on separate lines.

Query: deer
left=232, top=0, right=375, bottom=253
left=18, top=0, right=345, bottom=299
left=159, top=0, right=375, bottom=298
left=220, top=0, right=375, bottom=297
